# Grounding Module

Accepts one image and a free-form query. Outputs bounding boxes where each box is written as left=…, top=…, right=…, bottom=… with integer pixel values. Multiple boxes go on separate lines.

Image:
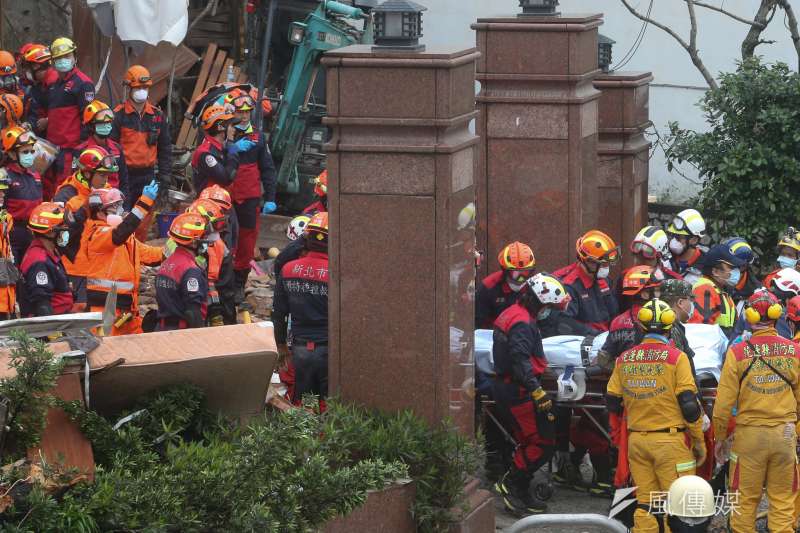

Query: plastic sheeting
left=87, top=0, right=189, bottom=46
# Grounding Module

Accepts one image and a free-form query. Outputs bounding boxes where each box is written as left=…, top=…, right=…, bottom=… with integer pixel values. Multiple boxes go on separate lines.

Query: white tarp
left=475, top=323, right=729, bottom=382
left=87, top=0, right=189, bottom=46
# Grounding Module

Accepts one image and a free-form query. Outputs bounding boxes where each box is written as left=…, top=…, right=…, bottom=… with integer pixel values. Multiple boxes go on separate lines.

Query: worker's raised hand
left=261, top=201, right=277, bottom=214
left=531, top=387, right=552, bottom=413
left=142, top=180, right=159, bottom=201
left=228, top=138, right=256, bottom=156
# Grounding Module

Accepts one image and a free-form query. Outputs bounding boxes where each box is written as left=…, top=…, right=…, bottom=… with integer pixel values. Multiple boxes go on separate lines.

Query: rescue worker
left=491, top=273, right=571, bottom=515
left=0, top=51, right=23, bottom=98
left=659, top=279, right=697, bottom=362
left=53, top=146, right=117, bottom=306
left=16, top=43, right=55, bottom=131
left=302, top=170, right=327, bottom=215
left=606, top=298, right=706, bottom=533
left=112, top=65, right=171, bottom=243
left=475, top=241, right=536, bottom=329
left=275, top=215, right=310, bottom=280
left=731, top=267, right=800, bottom=341
left=667, top=208, right=706, bottom=284
left=688, top=243, right=745, bottom=337
left=75, top=100, right=128, bottom=196
left=226, top=90, right=277, bottom=303
left=2, top=126, right=42, bottom=264
left=554, top=229, right=620, bottom=333
left=712, top=289, right=800, bottom=533
left=763, top=227, right=800, bottom=289
left=191, top=103, right=250, bottom=193
left=198, top=184, right=238, bottom=256
left=18, top=202, right=73, bottom=316
left=85, top=185, right=162, bottom=335
left=272, top=212, right=329, bottom=406
left=629, top=225, right=680, bottom=280
left=155, top=212, right=209, bottom=330
left=0, top=173, right=16, bottom=319
left=42, top=37, right=95, bottom=198
left=186, top=198, right=236, bottom=325
left=786, top=295, right=800, bottom=341
left=723, top=237, right=759, bottom=305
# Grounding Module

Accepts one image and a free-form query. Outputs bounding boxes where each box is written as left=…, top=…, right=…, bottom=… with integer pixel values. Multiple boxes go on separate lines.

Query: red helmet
left=787, top=295, right=800, bottom=323
left=306, top=211, right=329, bottom=243
left=77, top=147, right=118, bottom=174
left=198, top=184, right=232, bottom=211
left=19, top=43, right=51, bottom=65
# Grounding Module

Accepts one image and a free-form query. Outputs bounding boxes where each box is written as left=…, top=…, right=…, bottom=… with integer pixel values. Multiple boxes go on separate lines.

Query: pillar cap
left=323, top=44, right=479, bottom=63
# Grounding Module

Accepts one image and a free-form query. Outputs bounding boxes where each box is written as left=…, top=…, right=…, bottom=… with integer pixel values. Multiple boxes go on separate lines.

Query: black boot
left=234, top=269, right=249, bottom=305
left=494, top=468, right=547, bottom=516
left=588, top=454, right=614, bottom=497
left=553, top=451, right=589, bottom=491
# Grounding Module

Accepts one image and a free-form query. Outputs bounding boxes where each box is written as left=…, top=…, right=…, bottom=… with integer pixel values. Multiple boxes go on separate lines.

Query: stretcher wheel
left=533, top=481, right=553, bottom=501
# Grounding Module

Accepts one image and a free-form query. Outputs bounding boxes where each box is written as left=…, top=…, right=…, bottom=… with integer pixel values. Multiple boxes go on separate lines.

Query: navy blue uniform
left=475, top=270, right=521, bottom=329
left=191, top=136, right=240, bottom=193
left=18, top=238, right=73, bottom=316
left=5, top=163, right=43, bottom=265
left=553, top=262, right=618, bottom=333
left=155, top=246, right=208, bottom=330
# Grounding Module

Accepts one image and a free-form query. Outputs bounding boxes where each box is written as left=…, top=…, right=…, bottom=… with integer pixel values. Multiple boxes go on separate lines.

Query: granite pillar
left=323, top=43, right=493, bottom=530
left=594, top=71, right=653, bottom=268
left=473, top=14, right=603, bottom=274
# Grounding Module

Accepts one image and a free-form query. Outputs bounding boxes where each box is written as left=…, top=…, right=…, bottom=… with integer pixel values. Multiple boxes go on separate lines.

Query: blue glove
left=228, top=138, right=256, bottom=155
left=262, top=201, right=277, bottom=214
left=142, top=179, right=159, bottom=201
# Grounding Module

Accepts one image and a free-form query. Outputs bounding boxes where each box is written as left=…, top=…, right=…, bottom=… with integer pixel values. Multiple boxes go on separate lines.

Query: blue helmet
left=723, top=237, right=754, bottom=266
left=703, top=243, right=747, bottom=269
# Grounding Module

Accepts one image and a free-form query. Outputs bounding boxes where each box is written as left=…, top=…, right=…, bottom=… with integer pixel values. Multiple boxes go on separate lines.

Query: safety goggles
left=0, top=65, right=14, bottom=74
left=597, top=246, right=620, bottom=264
left=508, top=268, right=535, bottom=283
left=94, top=110, right=114, bottom=124
left=230, top=94, right=254, bottom=110
left=131, top=75, right=151, bottom=85
left=96, top=155, right=120, bottom=173
left=630, top=240, right=659, bottom=260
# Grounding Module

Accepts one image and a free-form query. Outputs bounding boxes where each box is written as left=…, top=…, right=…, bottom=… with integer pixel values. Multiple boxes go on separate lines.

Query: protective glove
left=261, top=201, right=277, bottom=214
left=142, top=179, right=159, bottom=201
left=701, top=413, right=711, bottom=433
left=692, top=438, right=707, bottom=468
left=531, top=387, right=552, bottom=413
left=714, top=436, right=732, bottom=466
left=227, top=138, right=256, bottom=155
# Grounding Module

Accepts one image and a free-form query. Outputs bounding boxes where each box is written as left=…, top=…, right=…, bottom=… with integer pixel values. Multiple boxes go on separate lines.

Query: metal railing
left=508, top=513, right=629, bottom=533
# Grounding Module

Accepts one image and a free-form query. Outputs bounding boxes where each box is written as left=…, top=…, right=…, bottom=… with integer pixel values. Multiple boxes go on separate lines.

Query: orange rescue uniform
left=0, top=212, right=15, bottom=317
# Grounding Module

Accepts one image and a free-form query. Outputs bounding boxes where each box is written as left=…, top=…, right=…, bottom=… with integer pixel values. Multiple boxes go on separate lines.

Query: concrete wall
left=420, top=0, right=799, bottom=201
left=2, top=0, right=71, bottom=52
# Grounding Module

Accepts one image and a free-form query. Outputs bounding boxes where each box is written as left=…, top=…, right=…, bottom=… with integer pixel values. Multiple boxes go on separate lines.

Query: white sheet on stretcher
left=475, top=323, right=728, bottom=382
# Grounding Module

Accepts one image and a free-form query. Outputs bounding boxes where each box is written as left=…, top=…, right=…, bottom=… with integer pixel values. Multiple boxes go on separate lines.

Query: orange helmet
left=498, top=241, right=536, bottom=271
left=200, top=104, right=234, bottom=131
left=306, top=211, right=329, bottom=241
left=19, top=43, right=51, bottom=65
left=576, top=230, right=619, bottom=264
left=187, top=198, right=226, bottom=231
left=198, top=184, right=232, bottom=211
left=82, top=99, right=113, bottom=125
left=0, top=94, right=23, bottom=126
left=1, top=125, right=36, bottom=152
left=0, top=51, right=16, bottom=75
left=621, top=265, right=659, bottom=296
left=28, top=202, right=66, bottom=234
left=314, top=169, right=328, bottom=197
left=77, top=146, right=118, bottom=174
left=169, top=212, right=207, bottom=246
left=225, top=88, right=255, bottom=111
left=124, top=65, right=152, bottom=88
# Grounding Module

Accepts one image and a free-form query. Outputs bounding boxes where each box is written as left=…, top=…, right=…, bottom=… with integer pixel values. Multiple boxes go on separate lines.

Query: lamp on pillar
left=372, top=0, right=427, bottom=52
left=598, top=34, right=615, bottom=73
left=518, top=0, right=560, bottom=16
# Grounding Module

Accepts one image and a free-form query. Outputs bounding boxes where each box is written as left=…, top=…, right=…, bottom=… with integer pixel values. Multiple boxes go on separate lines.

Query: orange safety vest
left=85, top=219, right=163, bottom=311
left=56, top=173, right=109, bottom=277
left=0, top=213, right=16, bottom=314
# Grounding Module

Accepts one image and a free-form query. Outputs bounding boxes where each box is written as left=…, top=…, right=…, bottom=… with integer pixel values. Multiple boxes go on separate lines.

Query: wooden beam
left=176, top=43, right=218, bottom=148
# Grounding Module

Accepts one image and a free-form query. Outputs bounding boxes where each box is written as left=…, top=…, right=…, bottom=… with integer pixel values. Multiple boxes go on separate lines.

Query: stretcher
left=475, top=324, right=729, bottom=499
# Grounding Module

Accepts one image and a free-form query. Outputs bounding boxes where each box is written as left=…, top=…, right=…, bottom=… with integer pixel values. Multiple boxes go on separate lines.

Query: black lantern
left=519, top=0, right=560, bottom=16
left=598, top=34, right=615, bottom=73
left=372, top=0, right=427, bottom=52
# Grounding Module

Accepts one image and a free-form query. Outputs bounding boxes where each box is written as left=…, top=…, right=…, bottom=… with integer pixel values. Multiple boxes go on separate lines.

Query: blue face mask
left=53, top=58, right=73, bottom=73
left=18, top=152, right=35, bottom=169
left=234, top=121, right=250, bottom=131
left=94, top=123, right=113, bottom=137
left=726, top=268, right=742, bottom=287
left=778, top=255, right=798, bottom=270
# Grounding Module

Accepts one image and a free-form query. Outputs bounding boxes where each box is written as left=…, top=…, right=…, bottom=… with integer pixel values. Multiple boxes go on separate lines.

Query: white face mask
left=596, top=265, right=610, bottom=279
left=131, top=88, right=149, bottom=103
left=207, top=231, right=221, bottom=242
left=669, top=237, right=686, bottom=255
left=106, top=214, right=123, bottom=227
left=508, top=280, right=525, bottom=292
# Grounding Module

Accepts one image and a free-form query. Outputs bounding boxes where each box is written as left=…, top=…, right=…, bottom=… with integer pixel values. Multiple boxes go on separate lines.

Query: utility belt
left=87, top=289, right=134, bottom=310
left=629, top=426, right=686, bottom=434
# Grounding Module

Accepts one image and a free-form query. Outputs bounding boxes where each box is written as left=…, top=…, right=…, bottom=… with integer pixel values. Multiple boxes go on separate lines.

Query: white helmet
left=556, top=368, right=587, bottom=401
left=457, top=202, right=476, bottom=230
left=287, top=215, right=311, bottom=241
left=526, top=273, right=570, bottom=309
left=668, top=208, right=706, bottom=237
left=665, top=475, right=715, bottom=518
left=771, top=268, right=800, bottom=295
left=631, top=225, right=669, bottom=259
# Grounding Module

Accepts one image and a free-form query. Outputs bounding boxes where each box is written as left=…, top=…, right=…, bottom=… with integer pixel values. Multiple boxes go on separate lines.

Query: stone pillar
left=594, top=71, right=653, bottom=268
left=323, top=45, right=480, bottom=435
left=473, top=14, right=603, bottom=275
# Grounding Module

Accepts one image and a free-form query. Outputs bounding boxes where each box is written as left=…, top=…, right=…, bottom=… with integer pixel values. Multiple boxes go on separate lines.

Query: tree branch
left=687, top=0, right=699, bottom=52
left=619, top=0, right=719, bottom=89
left=777, top=0, right=800, bottom=68
left=742, top=0, right=779, bottom=60
left=690, top=0, right=766, bottom=27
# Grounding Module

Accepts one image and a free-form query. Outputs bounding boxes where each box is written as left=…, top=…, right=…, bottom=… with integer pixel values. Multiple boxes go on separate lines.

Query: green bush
left=665, top=58, right=800, bottom=262
left=1, top=385, right=481, bottom=533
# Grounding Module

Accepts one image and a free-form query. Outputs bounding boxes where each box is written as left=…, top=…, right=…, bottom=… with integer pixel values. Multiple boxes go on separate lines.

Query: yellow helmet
left=667, top=208, right=705, bottom=237
left=778, top=227, right=800, bottom=253
left=637, top=298, right=676, bottom=332
left=50, top=37, right=76, bottom=59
